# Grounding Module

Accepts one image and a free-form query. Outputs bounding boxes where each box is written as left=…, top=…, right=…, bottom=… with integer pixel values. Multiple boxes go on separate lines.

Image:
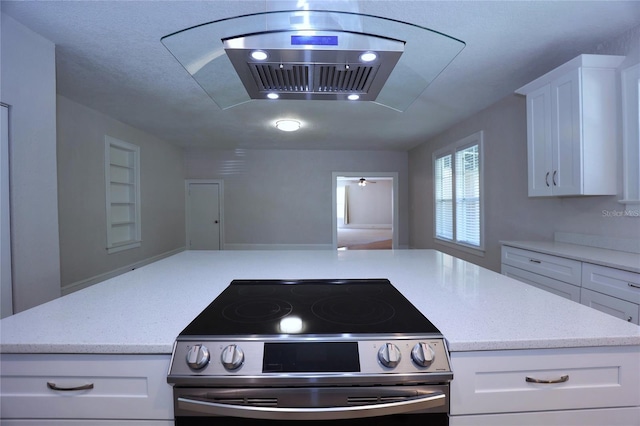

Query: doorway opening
left=332, top=172, right=398, bottom=250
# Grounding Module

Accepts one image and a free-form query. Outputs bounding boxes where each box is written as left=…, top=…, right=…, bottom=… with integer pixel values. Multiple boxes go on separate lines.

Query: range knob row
left=377, top=342, right=436, bottom=368
left=186, top=344, right=244, bottom=371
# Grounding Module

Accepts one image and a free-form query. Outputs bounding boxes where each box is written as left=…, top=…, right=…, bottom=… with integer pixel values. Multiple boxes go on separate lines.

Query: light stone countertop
left=500, top=240, right=640, bottom=273
left=1, top=250, right=639, bottom=354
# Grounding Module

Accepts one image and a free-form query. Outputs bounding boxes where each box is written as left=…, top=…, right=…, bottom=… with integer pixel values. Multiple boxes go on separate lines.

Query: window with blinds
left=433, top=131, right=483, bottom=251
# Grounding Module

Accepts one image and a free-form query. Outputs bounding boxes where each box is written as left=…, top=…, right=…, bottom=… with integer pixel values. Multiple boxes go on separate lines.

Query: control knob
left=221, top=344, right=244, bottom=370
left=411, top=342, right=436, bottom=367
left=186, top=344, right=210, bottom=370
left=377, top=343, right=401, bottom=368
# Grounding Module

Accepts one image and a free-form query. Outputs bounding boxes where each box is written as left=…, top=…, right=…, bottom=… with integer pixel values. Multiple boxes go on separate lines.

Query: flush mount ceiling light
left=161, top=10, right=465, bottom=111
left=275, top=119, right=301, bottom=132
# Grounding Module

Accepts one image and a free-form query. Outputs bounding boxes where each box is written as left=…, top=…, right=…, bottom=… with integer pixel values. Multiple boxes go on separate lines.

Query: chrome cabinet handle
left=525, top=375, right=569, bottom=384
left=552, top=170, right=557, bottom=186
left=529, top=259, right=542, bottom=264
left=627, top=316, right=633, bottom=322
left=628, top=283, right=640, bottom=289
left=47, top=382, right=94, bottom=391
left=545, top=172, right=550, bottom=187
left=178, top=392, right=446, bottom=420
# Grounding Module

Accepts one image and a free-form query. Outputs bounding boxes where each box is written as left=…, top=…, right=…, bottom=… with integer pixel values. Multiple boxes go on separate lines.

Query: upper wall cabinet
left=516, top=55, right=625, bottom=197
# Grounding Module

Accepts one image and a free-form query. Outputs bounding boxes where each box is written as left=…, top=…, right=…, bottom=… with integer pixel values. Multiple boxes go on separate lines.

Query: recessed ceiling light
left=250, top=50, right=268, bottom=61
left=359, top=52, right=377, bottom=62
left=275, top=120, right=301, bottom=132
left=348, top=94, right=360, bottom=100
left=267, top=93, right=279, bottom=99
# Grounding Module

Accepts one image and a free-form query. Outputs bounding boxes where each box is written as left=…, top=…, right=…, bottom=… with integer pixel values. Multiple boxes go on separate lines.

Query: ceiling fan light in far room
left=275, top=120, right=301, bottom=132
left=358, top=178, right=367, bottom=187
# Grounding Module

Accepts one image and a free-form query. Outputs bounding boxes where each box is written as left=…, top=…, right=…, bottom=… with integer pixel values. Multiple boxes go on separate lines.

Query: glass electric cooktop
left=179, top=279, right=440, bottom=336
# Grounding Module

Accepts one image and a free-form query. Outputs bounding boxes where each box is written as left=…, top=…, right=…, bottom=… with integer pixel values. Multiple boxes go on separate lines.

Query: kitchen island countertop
left=1, top=250, right=639, bottom=354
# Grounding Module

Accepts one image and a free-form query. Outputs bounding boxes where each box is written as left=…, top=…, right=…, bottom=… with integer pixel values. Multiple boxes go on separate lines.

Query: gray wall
left=57, top=96, right=186, bottom=291
left=344, top=180, right=393, bottom=227
left=1, top=14, right=61, bottom=312
left=408, top=25, right=640, bottom=272
left=185, top=149, right=408, bottom=248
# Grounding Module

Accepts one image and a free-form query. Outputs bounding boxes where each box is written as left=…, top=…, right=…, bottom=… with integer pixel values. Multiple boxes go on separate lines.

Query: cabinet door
left=580, top=288, right=640, bottom=324
left=551, top=68, right=582, bottom=196
left=526, top=85, right=553, bottom=196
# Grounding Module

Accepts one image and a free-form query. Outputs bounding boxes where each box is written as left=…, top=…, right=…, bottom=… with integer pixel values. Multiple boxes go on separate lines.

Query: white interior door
left=1, top=104, right=13, bottom=318
left=187, top=182, right=221, bottom=250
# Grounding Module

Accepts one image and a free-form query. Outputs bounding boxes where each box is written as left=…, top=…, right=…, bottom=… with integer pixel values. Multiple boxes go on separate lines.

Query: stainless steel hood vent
left=161, top=10, right=465, bottom=111
left=222, top=31, right=404, bottom=102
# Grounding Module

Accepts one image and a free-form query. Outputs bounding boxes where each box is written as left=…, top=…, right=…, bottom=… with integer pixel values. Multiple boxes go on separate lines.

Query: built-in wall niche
left=105, top=136, right=141, bottom=254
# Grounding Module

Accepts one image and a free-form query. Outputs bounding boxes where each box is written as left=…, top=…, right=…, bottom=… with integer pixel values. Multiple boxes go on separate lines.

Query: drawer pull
left=525, top=375, right=569, bottom=384
left=47, top=382, right=94, bottom=392
left=529, top=259, right=542, bottom=264
left=628, top=283, right=640, bottom=289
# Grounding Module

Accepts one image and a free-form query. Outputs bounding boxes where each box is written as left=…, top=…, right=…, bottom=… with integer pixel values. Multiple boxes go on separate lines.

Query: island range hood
left=161, top=10, right=465, bottom=111
left=223, top=30, right=404, bottom=102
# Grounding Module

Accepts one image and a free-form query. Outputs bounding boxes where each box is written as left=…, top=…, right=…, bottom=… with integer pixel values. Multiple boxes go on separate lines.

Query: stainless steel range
left=167, top=279, right=453, bottom=425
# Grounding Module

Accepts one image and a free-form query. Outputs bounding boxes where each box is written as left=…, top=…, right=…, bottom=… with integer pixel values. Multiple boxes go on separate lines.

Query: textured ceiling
left=2, top=1, right=639, bottom=151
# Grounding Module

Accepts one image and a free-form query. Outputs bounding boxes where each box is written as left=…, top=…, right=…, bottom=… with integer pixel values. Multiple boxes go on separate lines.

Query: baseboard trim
left=224, top=244, right=333, bottom=250
left=61, top=247, right=186, bottom=295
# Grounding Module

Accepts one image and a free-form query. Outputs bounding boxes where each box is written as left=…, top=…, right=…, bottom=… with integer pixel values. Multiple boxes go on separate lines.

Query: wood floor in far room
left=337, top=228, right=392, bottom=250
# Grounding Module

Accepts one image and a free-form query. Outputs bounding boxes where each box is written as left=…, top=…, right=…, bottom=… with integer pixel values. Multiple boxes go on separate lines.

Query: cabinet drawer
left=580, top=288, right=640, bottom=325
left=0, top=354, right=173, bottom=420
left=582, top=263, right=640, bottom=304
left=501, top=246, right=581, bottom=285
left=450, top=346, right=640, bottom=415
left=503, top=264, right=581, bottom=302
left=450, top=407, right=640, bottom=426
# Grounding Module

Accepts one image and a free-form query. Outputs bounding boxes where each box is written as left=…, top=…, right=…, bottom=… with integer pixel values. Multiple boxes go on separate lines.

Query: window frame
left=432, top=130, right=485, bottom=255
left=105, top=136, right=141, bottom=254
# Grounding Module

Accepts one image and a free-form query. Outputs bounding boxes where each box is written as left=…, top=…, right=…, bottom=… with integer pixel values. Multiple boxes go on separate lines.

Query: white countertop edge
left=448, top=336, right=640, bottom=352
left=500, top=240, right=640, bottom=273
left=3, top=337, right=640, bottom=355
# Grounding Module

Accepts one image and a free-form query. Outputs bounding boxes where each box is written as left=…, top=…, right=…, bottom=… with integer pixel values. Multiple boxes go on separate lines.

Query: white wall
left=57, top=96, right=186, bottom=291
left=0, top=13, right=61, bottom=312
left=408, top=24, right=640, bottom=272
left=185, top=149, right=408, bottom=248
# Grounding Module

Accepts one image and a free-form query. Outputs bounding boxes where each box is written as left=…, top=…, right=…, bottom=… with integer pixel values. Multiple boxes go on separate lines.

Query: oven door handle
left=177, top=392, right=446, bottom=420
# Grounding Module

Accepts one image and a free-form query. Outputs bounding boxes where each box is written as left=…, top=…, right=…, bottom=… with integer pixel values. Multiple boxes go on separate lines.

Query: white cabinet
left=449, top=346, right=640, bottom=424
left=581, top=263, right=640, bottom=324
left=0, top=354, right=173, bottom=423
left=516, top=54, right=625, bottom=196
left=501, top=245, right=581, bottom=302
left=502, top=244, right=640, bottom=323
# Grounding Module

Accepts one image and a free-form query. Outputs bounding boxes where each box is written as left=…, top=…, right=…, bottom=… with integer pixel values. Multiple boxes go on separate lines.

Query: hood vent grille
left=250, top=63, right=378, bottom=94
left=224, top=30, right=403, bottom=102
